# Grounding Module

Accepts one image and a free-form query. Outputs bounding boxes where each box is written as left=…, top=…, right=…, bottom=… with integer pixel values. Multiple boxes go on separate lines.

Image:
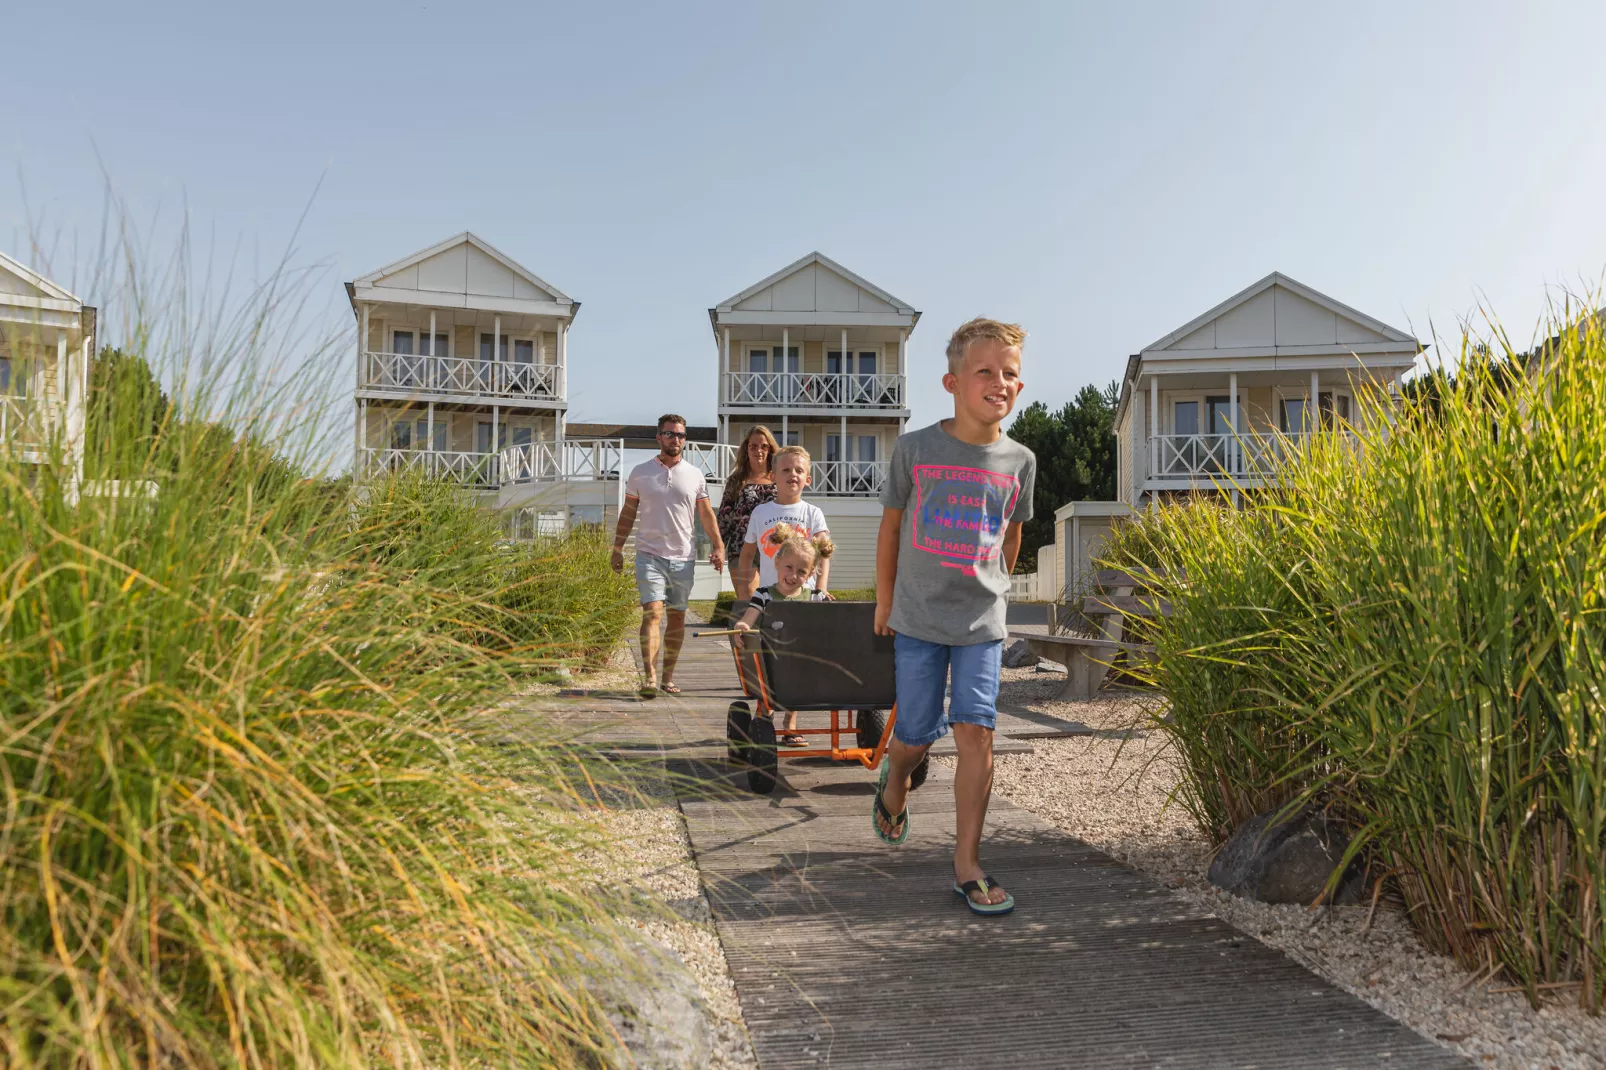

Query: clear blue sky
left=7, top=1, right=1606, bottom=448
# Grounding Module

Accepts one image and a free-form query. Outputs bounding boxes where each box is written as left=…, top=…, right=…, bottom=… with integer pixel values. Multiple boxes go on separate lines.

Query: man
left=611, top=414, right=725, bottom=696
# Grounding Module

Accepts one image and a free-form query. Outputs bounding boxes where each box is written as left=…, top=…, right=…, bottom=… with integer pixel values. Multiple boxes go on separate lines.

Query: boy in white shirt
left=739, top=446, right=832, bottom=746
left=740, top=446, right=832, bottom=597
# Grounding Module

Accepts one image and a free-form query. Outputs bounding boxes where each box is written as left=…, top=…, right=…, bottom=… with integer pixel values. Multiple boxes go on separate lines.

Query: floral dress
left=717, top=481, right=777, bottom=563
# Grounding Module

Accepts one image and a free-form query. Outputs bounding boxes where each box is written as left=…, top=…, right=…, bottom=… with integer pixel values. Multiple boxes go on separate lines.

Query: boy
left=740, top=446, right=832, bottom=599
left=872, top=318, right=1034, bottom=916
left=740, top=445, right=832, bottom=745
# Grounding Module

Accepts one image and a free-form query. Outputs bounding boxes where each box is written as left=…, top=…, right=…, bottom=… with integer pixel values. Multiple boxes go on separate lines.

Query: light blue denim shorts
left=635, top=552, right=696, bottom=611
left=892, top=633, right=1003, bottom=746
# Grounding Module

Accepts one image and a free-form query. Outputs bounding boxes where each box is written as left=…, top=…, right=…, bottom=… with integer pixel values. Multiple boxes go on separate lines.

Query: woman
left=716, top=424, right=780, bottom=599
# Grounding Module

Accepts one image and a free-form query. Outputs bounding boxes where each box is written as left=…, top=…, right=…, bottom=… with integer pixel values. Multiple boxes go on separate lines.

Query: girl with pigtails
left=733, top=522, right=836, bottom=746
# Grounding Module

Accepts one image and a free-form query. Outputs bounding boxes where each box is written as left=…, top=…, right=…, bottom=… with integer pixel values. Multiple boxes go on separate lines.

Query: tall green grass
left=0, top=250, right=638, bottom=1064
left=1106, top=315, right=1606, bottom=1012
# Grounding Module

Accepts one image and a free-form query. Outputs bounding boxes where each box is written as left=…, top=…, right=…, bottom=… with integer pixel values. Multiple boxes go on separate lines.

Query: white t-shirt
left=744, top=499, right=830, bottom=588
left=625, top=456, right=709, bottom=562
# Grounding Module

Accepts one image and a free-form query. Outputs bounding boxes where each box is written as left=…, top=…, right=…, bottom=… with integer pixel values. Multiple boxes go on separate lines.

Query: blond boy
left=871, top=319, right=1035, bottom=916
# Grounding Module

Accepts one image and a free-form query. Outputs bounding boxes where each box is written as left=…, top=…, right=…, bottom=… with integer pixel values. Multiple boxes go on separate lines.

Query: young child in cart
left=733, top=522, right=835, bottom=747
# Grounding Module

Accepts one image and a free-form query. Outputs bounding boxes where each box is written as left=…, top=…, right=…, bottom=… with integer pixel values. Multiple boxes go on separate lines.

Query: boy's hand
left=874, top=601, right=894, bottom=637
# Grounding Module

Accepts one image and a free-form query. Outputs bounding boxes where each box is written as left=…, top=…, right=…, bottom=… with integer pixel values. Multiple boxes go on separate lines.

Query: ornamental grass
left=1104, top=311, right=1606, bottom=1012
left=0, top=256, right=637, bottom=1065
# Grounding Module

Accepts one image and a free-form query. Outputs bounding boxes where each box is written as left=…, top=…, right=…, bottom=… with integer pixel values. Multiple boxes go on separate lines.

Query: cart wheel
left=909, top=754, right=930, bottom=792
left=745, top=717, right=779, bottom=794
left=854, top=708, right=886, bottom=752
left=726, top=701, right=752, bottom=766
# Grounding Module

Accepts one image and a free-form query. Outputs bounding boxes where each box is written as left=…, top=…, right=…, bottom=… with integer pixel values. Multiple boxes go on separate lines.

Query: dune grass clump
left=1104, top=313, right=1606, bottom=1011
left=0, top=310, right=638, bottom=1065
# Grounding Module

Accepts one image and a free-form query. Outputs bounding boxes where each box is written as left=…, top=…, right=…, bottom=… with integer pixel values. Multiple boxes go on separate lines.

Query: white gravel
left=973, top=667, right=1606, bottom=1070
left=585, top=777, right=759, bottom=1070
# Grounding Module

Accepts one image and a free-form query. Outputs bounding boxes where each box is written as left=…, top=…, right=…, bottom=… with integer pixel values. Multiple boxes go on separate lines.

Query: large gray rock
left=581, top=929, right=715, bottom=1069
left=1002, top=638, right=1040, bottom=668
left=1208, top=806, right=1366, bottom=905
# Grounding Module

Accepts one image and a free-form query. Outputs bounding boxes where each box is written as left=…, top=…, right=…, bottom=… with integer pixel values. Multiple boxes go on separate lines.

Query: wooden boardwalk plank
left=541, top=630, right=1466, bottom=1070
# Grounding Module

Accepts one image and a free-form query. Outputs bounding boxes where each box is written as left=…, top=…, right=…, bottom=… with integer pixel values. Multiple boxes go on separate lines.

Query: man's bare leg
left=875, top=737, right=930, bottom=839
left=660, top=608, right=687, bottom=687
left=639, top=601, right=664, bottom=686
left=951, top=723, right=1005, bottom=905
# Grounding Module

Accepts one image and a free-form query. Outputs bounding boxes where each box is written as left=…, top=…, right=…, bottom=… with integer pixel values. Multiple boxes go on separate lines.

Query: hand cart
left=705, top=601, right=930, bottom=795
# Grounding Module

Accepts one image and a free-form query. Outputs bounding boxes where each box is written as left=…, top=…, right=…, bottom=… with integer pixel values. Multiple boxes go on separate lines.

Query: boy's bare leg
left=952, top=723, right=1006, bottom=905
left=639, top=601, right=664, bottom=685
left=875, top=737, right=930, bottom=839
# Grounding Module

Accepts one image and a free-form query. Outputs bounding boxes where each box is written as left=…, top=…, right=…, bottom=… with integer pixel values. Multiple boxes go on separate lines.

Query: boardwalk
left=547, top=634, right=1466, bottom=1070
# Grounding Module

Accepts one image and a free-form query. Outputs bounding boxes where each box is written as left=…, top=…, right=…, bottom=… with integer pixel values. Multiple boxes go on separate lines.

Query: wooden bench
left=1007, top=569, right=1177, bottom=701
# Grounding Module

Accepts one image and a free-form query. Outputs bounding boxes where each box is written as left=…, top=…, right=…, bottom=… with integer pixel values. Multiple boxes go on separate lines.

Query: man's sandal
left=659, top=682, right=682, bottom=695
left=872, top=762, right=909, bottom=845
left=637, top=685, right=658, bottom=700
left=953, top=875, right=1014, bottom=916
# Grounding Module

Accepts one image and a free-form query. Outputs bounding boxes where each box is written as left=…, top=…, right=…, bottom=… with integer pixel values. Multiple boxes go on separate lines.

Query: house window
left=0, top=357, right=10, bottom=394
left=413, top=419, right=447, bottom=451
left=476, top=421, right=508, bottom=454
left=1205, top=396, right=1234, bottom=435
left=511, top=426, right=533, bottom=448
left=1280, top=397, right=1310, bottom=435
left=1173, top=400, right=1199, bottom=436
left=389, top=420, right=412, bottom=450
left=1319, top=391, right=1351, bottom=429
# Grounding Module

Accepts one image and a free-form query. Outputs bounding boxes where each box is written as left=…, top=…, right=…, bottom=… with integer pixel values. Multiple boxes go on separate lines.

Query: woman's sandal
left=953, top=875, right=1015, bottom=916
left=872, top=762, right=909, bottom=845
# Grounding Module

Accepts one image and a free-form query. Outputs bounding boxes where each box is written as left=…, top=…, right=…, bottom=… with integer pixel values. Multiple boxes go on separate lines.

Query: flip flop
left=953, top=875, right=1014, bottom=916
left=659, top=682, right=682, bottom=695
left=871, top=762, right=909, bottom=846
left=637, top=685, right=658, bottom=700
left=780, top=733, right=808, bottom=748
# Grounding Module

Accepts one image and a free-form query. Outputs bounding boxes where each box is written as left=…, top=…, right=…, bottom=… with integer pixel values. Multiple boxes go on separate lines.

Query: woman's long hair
left=721, top=424, right=781, bottom=507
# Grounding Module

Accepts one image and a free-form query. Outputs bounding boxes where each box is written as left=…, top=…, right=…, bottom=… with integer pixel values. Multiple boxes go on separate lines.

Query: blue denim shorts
left=635, top=552, right=696, bottom=611
left=892, top=633, right=1003, bottom=746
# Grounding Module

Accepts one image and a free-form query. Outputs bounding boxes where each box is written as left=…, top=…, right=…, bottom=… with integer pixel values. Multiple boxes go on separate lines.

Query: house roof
left=1142, top=272, right=1417, bottom=353
left=708, top=251, right=920, bottom=336
left=565, top=422, right=719, bottom=449
left=714, top=252, right=916, bottom=314
left=1113, top=273, right=1425, bottom=428
left=349, top=232, right=576, bottom=310
left=0, top=251, right=82, bottom=307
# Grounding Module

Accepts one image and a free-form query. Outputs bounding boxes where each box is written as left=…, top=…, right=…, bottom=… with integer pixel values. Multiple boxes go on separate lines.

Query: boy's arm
left=1002, top=521, right=1025, bottom=574
left=611, top=496, right=639, bottom=574
left=873, top=508, right=902, bottom=636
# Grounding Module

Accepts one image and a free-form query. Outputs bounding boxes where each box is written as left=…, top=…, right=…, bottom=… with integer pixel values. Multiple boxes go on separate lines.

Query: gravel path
left=589, top=781, right=760, bottom=1070
left=975, top=666, right=1606, bottom=1070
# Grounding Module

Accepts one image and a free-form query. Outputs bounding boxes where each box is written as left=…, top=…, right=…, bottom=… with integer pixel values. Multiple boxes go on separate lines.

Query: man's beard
left=662, top=443, right=682, bottom=456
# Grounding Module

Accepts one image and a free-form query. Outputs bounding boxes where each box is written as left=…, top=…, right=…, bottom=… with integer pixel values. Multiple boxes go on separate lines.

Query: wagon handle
left=692, top=628, right=747, bottom=638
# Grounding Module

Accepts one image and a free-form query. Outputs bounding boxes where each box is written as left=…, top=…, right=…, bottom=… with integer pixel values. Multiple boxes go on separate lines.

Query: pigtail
left=766, top=521, right=803, bottom=549
left=809, top=532, right=835, bottom=560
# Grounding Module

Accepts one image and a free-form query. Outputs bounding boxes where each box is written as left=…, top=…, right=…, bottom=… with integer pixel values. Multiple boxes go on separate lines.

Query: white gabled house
left=0, top=252, right=94, bottom=479
left=1112, top=272, right=1423, bottom=508
left=350, top=233, right=733, bottom=535
left=710, top=252, right=920, bottom=587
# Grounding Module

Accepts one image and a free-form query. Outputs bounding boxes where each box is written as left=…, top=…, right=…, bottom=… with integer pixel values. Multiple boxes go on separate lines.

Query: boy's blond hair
left=770, top=444, right=811, bottom=472
left=945, top=317, right=1026, bottom=375
left=765, top=521, right=835, bottom=568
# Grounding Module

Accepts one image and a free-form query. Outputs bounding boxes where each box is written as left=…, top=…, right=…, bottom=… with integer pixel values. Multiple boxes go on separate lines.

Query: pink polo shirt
left=624, top=455, right=709, bottom=562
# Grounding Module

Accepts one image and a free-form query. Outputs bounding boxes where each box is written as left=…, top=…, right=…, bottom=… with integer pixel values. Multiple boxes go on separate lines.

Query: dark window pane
left=1174, top=400, right=1199, bottom=436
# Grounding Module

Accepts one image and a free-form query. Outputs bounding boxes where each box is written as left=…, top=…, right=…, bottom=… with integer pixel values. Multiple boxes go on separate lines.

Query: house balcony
left=360, top=439, right=740, bottom=490
left=1147, top=431, right=1356, bottom=485
left=360, top=350, right=564, bottom=405
left=811, top=459, right=888, bottom=497
left=721, top=371, right=905, bottom=412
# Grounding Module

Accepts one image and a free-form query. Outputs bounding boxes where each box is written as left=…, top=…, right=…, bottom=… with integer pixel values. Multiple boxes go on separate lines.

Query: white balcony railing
left=810, top=460, right=888, bottom=497
left=498, top=439, right=626, bottom=485
left=1149, top=432, right=1326, bottom=481
left=683, top=442, right=738, bottom=483
left=1, top=395, right=52, bottom=451
left=362, top=351, right=564, bottom=402
left=362, top=448, right=501, bottom=487
left=722, top=371, right=904, bottom=409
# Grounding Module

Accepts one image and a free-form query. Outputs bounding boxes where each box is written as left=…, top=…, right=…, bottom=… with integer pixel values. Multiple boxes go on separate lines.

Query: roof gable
left=1144, top=272, right=1416, bottom=354
left=353, top=232, right=571, bottom=304
left=716, top=252, right=916, bottom=316
left=0, top=252, right=80, bottom=306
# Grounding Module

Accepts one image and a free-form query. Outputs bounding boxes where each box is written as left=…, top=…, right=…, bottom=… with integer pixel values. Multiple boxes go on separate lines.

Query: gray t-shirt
left=880, top=422, right=1036, bottom=646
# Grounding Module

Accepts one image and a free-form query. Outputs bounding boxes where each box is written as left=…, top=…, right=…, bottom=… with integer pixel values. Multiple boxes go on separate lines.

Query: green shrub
left=0, top=264, right=638, bottom=1065
left=1104, top=317, right=1606, bottom=1012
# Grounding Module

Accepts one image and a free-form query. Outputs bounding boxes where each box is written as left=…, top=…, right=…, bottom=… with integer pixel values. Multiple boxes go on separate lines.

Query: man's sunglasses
left=658, top=430, right=687, bottom=440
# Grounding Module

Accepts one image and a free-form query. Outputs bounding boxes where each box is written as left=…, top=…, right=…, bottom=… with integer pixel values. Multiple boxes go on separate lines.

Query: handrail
left=0, top=394, right=52, bottom=447
left=809, top=459, right=888, bottom=497
left=362, top=350, right=564, bottom=400
left=722, top=371, right=904, bottom=408
left=1148, top=431, right=1331, bottom=479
